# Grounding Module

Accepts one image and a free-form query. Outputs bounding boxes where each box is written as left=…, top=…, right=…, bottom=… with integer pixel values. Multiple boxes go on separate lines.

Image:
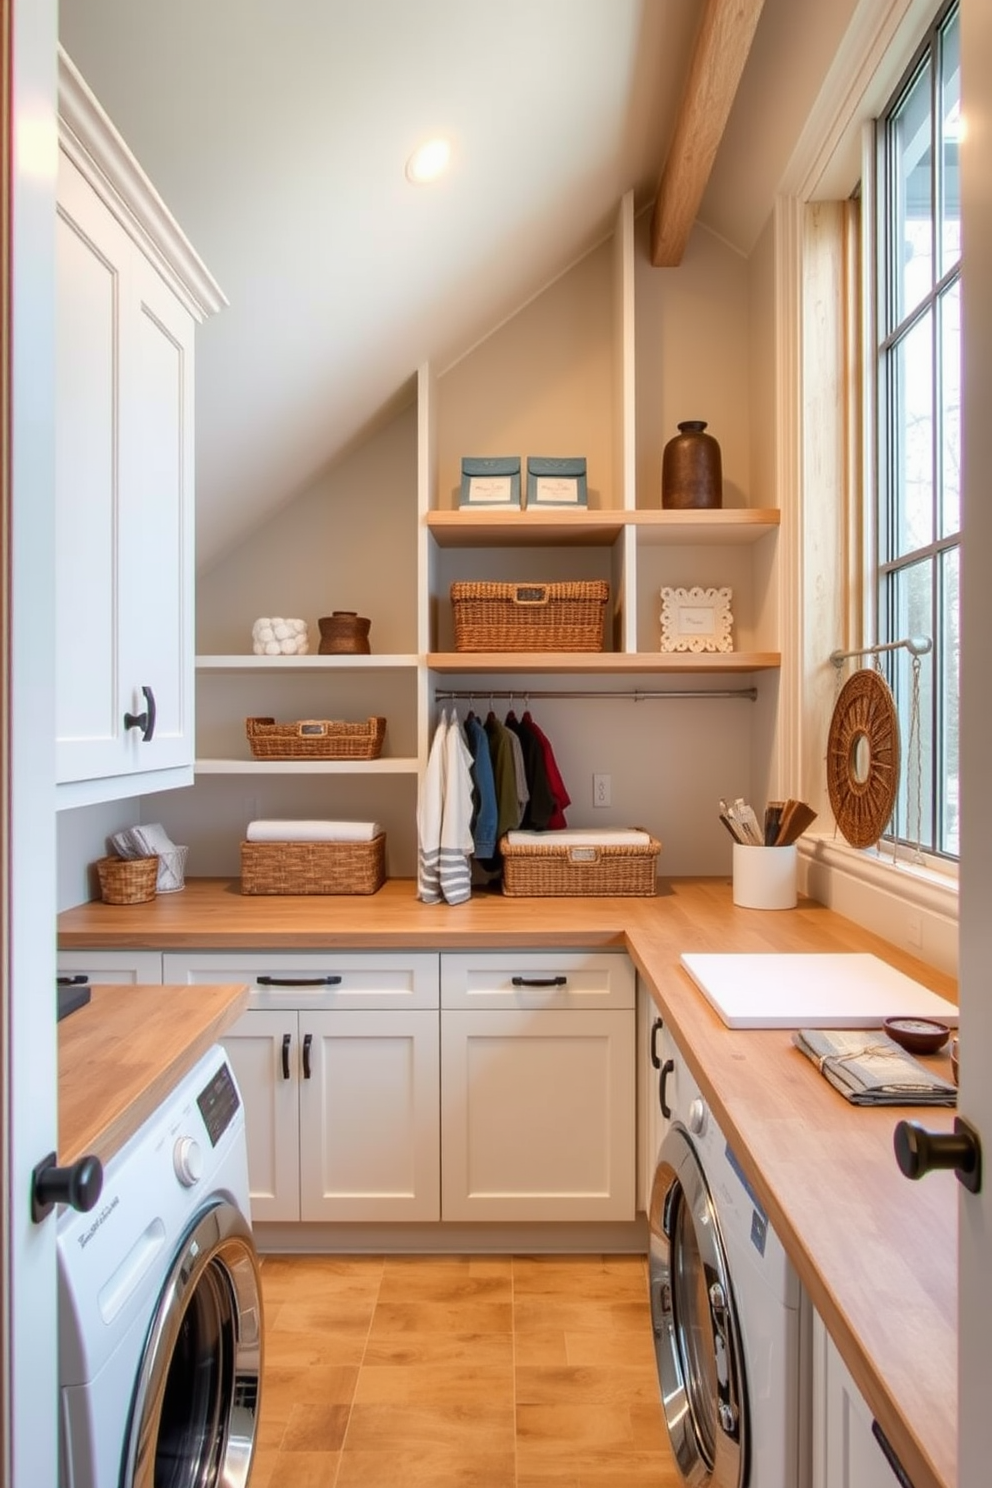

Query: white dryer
left=648, top=1022, right=810, bottom=1488
left=57, top=1044, right=263, bottom=1488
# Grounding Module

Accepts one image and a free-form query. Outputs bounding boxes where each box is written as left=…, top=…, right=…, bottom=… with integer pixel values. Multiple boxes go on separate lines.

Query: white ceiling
left=59, top=0, right=857, bottom=572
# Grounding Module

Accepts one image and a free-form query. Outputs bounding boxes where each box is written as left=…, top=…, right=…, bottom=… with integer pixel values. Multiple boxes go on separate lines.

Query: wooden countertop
left=58, top=877, right=958, bottom=1488
left=58, top=981, right=249, bottom=1167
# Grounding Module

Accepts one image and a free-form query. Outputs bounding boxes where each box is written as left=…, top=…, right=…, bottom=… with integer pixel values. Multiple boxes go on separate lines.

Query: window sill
left=799, top=831, right=958, bottom=916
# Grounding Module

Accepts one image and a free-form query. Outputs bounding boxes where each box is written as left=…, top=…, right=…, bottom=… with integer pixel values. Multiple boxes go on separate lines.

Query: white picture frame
left=660, top=586, right=733, bottom=653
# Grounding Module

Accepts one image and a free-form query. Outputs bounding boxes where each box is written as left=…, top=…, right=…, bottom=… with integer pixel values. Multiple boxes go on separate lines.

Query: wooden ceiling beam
left=650, top=0, right=766, bottom=267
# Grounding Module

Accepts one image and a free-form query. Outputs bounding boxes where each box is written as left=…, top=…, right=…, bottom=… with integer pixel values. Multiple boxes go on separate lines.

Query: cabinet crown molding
left=57, top=47, right=227, bottom=323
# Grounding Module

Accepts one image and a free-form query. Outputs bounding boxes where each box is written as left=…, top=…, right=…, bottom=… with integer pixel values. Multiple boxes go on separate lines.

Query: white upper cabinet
left=55, top=50, right=225, bottom=809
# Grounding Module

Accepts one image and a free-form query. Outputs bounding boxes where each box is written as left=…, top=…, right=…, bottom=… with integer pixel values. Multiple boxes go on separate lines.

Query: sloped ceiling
left=59, top=0, right=856, bottom=572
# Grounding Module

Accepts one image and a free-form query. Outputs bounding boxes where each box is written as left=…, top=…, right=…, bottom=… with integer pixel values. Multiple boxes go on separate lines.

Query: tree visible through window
left=875, top=0, right=960, bottom=859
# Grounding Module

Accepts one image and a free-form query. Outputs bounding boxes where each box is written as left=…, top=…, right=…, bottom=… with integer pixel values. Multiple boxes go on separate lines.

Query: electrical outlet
left=593, top=773, right=611, bottom=808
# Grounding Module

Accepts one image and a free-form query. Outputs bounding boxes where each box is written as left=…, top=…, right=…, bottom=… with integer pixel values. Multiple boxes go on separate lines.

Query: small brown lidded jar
left=661, top=420, right=723, bottom=509
left=318, top=611, right=372, bottom=654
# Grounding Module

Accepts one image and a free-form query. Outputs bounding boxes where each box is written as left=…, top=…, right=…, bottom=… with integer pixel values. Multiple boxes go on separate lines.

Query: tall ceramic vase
left=661, top=421, right=723, bottom=509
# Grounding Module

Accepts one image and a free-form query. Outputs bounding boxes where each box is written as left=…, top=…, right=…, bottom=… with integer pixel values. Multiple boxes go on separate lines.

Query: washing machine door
left=123, top=1198, right=263, bottom=1488
left=649, top=1125, right=747, bottom=1488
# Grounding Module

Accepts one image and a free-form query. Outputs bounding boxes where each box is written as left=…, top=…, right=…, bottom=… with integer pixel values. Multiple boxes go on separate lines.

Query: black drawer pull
left=281, top=1033, right=291, bottom=1080
left=257, top=975, right=342, bottom=988
left=650, top=1016, right=663, bottom=1068
left=303, top=1032, right=313, bottom=1080
left=57, top=975, right=89, bottom=987
left=659, top=1059, right=675, bottom=1120
left=511, top=975, right=567, bottom=988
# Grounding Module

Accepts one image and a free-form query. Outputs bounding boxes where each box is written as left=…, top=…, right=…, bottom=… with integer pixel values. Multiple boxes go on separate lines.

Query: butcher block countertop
left=58, top=876, right=958, bottom=1488
left=58, top=981, right=249, bottom=1168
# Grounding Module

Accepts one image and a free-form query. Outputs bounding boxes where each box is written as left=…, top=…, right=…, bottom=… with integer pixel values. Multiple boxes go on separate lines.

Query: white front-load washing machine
left=57, top=1044, right=263, bottom=1488
left=648, top=1020, right=810, bottom=1488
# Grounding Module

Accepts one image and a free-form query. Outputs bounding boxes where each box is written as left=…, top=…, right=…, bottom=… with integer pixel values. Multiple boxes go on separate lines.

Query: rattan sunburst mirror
left=826, top=668, right=901, bottom=849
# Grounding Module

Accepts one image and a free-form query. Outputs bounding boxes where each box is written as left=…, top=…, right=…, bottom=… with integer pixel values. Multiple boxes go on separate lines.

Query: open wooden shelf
left=425, top=508, right=779, bottom=548
left=426, top=651, right=780, bottom=675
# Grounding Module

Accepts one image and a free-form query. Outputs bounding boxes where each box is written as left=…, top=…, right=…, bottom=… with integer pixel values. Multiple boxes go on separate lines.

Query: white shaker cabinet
left=162, top=951, right=441, bottom=1224
left=812, top=1311, right=912, bottom=1488
left=439, top=951, right=636, bottom=1222
left=56, top=50, right=225, bottom=808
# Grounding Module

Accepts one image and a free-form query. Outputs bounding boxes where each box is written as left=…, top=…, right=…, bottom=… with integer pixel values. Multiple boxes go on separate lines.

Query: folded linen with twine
left=793, top=1027, right=957, bottom=1106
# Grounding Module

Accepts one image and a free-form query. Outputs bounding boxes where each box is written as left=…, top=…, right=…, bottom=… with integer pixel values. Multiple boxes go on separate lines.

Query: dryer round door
left=123, top=1197, right=263, bottom=1488
left=649, top=1125, right=747, bottom=1488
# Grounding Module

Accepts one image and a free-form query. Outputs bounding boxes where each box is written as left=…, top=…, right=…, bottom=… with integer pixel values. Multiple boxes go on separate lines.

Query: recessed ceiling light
left=405, top=138, right=451, bottom=185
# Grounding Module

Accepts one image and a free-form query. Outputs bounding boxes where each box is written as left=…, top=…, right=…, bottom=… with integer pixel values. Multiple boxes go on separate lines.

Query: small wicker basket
left=450, top=580, right=609, bottom=652
left=95, top=854, right=159, bottom=904
left=499, top=834, right=661, bottom=897
left=240, top=835, right=386, bottom=895
left=245, top=716, right=386, bottom=760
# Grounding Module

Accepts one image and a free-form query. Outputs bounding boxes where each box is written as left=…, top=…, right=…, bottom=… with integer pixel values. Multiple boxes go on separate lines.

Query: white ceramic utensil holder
left=732, top=843, right=797, bottom=910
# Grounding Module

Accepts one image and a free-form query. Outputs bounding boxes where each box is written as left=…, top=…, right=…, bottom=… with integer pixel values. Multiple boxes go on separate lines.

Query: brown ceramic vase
left=318, top=611, right=372, bottom=654
left=661, top=420, right=723, bottom=509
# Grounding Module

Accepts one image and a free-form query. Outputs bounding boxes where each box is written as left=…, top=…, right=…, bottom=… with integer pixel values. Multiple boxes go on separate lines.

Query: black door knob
left=893, top=1116, right=982, bottom=1194
left=31, top=1152, right=104, bottom=1223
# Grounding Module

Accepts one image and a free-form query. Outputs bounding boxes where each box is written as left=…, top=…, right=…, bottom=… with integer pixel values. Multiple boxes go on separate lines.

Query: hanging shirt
left=438, top=715, right=474, bottom=905
left=465, top=714, right=498, bottom=860
left=416, top=714, right=448, bottom=903
left=485, top=713, right=520, bottom=844
left=521, top=711, right=571, bottom=829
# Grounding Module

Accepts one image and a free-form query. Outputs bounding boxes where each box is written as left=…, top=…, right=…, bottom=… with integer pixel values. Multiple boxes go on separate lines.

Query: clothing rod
left=434, top=687, right=758, bottom=702
left=829, top=635, right=932, bottom=668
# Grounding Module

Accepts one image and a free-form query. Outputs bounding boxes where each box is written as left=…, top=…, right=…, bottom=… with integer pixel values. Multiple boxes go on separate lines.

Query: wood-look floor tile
left=369, top=1299, right=512, bottom=1336
left=512, top=1328, right=569, bottom=1367
left=334, top=1446, right=516, bottom=1487
left=344, top=1401, right=515, bottom=1452
left=516, top=1402, right=639, bottom=1451
left=260, top=1255, right=383, bottom=1303
left=513, top=1298, right=649, bottom=1335
left=263, top=1327, right=367, bottom=1370
left=563, top=1330, right=658, bottom=1369
left=354, top=1362, right=514, bottom=1408
left=280, top=1401, right=351, bottom=1452
left=270, top=1297, right=376, bottom=1335
left=363, top=1329, right=513, bottom=1367
left=381, top=1254, right=512, bottom=1280
left=256, top=1448, right=342, bottom=1487
left=377, top=1271, right=512, bottom=1305
left=262, top=1363, right=359, bottom=1409
left=515, top=1364, right=662, bottom=1407
left=518, top=1451, right=681, bottom=1487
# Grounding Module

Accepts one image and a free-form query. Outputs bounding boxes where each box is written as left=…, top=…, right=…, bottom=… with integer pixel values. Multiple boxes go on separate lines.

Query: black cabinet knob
left=123, top=684, right=156, bottom=742
left=894, top=1117, right=982, bottom=1194
left=31, top=1152, right=104, bottom=1223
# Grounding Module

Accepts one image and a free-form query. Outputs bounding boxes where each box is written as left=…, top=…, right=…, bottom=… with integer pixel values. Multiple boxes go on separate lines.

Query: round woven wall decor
left=827, top=668, right=901, bottom=849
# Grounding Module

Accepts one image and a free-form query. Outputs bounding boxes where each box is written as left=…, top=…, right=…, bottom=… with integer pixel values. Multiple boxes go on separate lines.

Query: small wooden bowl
left=883, top=1016, right=951, bottom=1055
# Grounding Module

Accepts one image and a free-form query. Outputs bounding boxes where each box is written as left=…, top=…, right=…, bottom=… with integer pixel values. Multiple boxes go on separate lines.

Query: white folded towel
left=504, top=828, right=654, bottom=848
left=246, top=820, right=382, bottom=843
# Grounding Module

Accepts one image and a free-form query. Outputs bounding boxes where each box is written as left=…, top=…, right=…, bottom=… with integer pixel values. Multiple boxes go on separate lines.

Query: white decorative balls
left=252, top=617, right=309, bottom=656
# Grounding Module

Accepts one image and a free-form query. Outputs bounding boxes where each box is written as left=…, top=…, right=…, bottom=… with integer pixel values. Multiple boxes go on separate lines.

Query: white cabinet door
left=221, top=1009, right=302, bottom=1224
left=812, top=1312, right=909, bottom=1488
left=57, top=949, right=163, bottom=984
left=441, top=1007, right=635, bottom=1222
left=299, top=1010, right=440, bottom=1222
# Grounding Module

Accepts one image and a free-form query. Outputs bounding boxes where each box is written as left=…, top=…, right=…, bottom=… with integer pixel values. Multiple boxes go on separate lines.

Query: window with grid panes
left=874, top=0, right=960, bottom=860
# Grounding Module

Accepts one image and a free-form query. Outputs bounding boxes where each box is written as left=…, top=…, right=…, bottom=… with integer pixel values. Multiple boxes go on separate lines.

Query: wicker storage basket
left=95, top=854, right=159, bottom=904
left=240, top=834, right=386, bottom=895
left=450, top=580, right=609, bottom=652
left=499, top=834, right=661, bottom=897
left=245, top=715, right=386, bottom=760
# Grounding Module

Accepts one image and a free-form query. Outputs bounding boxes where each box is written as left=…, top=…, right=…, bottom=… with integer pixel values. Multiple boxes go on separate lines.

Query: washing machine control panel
left=196, top=1060, right=241, bottom=1147
left=173, top=1136, right=203, bottom=1187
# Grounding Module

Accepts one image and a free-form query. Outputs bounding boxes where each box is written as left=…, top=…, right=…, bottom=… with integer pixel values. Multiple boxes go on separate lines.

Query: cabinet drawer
left=57, top=950, right=164, bottom=985
left=162, top=951, right=439, bottom=1010
left=440, top=950, right=634, bottom=1010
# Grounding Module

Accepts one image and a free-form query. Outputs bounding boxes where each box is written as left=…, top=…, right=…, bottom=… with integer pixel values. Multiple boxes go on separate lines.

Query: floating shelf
left=424, top=509, right=779, bottom=548
left=194, top=757, right=420, bottom=776
left=426, top=652, right=781, bottom=675
left=195, top=654, right=419, bottom=671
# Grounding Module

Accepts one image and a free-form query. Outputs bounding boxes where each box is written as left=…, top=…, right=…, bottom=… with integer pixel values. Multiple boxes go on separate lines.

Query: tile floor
left=251, top=1252, right=681, bottom=1488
